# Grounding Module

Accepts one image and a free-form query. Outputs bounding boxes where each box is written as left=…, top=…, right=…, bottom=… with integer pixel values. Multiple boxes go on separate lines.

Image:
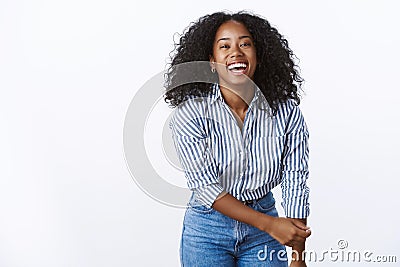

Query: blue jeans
left=180, top=191, right=288, bottom=267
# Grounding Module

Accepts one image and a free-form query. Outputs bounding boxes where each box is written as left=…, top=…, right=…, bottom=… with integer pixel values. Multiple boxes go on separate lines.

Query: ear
left=208, top=55, right=215, bottom=67
left=209, top=55, right=215, bottom=69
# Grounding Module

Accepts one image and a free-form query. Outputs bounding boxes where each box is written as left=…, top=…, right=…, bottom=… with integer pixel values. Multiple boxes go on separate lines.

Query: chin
left=224, top=74, right=253, bottom=84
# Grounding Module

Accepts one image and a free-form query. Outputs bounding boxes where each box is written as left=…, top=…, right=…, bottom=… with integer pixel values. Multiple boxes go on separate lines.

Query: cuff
left=282, top=198, right=310, bottom=219
left=193, top=183, right=224, bottom=208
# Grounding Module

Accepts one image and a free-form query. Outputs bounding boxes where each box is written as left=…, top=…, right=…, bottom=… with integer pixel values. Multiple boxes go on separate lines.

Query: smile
left=227, top=62, right=248, bottom=74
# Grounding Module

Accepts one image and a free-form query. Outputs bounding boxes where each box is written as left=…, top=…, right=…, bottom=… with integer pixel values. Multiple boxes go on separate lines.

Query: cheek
left=213, top=53, right=226, bottom=63
left=250, top=49, right=257, bottom=59
left=251, top=55, right=258, bottom=67
left=212, top=48, right=228, bottom=61
left=214, top=62, right=227, bottom=74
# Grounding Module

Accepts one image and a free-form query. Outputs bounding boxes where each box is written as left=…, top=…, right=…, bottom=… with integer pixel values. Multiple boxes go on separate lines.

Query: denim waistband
left=188, top=191, right=274, bottom=209
left=241, top=191, right=274, bottom=207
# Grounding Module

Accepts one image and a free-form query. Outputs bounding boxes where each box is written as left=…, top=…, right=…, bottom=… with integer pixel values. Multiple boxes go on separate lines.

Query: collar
left=209, top=83, right=222, bottom=105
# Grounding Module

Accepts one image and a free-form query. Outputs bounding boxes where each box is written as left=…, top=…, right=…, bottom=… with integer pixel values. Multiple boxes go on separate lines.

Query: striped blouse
left=169, top=84, right=310, bottom=219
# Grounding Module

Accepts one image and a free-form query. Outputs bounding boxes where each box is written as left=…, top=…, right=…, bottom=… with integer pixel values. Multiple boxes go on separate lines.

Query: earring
left=210, top=61, right=216, bottom=73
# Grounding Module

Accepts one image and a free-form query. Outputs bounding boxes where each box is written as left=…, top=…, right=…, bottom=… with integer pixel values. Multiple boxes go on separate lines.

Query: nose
left=230, top=44, right=243, bottom=58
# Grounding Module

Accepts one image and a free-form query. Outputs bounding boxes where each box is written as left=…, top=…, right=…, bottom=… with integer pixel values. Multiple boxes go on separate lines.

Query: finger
left=293, top=235, right=306, bottom=244
left=295, top=228, right=311, bottom=239
left=305, top=228, right=312, bottom=237
left=284, top=241, right=292, bottom=247
left=287, top=241, right=295, bottom=248
left=301, top=228, right=312, bottom=238
left=291, top=220, right=310, bottom=231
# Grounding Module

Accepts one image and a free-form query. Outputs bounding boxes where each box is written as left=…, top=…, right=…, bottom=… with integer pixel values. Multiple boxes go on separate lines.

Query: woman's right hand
left=262, top=216, right=311, bottom=247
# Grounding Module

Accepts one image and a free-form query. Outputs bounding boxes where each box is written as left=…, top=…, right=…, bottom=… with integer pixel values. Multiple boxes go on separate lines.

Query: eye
left=220, top=44, right=230, bottom=49
left=240, top=42, right=251, bottom=47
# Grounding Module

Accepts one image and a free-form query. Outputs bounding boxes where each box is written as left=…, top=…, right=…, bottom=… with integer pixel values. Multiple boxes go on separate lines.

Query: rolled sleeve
left=170, top=103, right=224, bottom=208
left=194, top=184, right=225, bottom=208
left=280, top=105, right=310, bottom=219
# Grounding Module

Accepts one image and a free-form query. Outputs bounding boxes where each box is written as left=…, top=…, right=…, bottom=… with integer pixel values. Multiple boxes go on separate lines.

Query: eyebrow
left=216, top=35, right=252, bottom=42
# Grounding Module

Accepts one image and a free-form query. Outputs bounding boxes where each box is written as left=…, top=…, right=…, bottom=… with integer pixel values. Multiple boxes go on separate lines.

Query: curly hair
left=164, top=11, right=304, bottom=113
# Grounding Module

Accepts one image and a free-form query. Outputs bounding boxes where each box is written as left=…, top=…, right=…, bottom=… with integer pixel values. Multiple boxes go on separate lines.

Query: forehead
left=214, top=20, right=252, bottom=40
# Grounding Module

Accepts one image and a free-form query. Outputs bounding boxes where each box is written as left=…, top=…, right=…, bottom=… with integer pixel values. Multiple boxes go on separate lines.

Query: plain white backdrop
left=1, top=0, right=399, bottom=266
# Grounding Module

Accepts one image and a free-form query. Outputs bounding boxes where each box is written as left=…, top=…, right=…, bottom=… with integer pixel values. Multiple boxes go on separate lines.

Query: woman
left=165, top=11, right=311, bottom=267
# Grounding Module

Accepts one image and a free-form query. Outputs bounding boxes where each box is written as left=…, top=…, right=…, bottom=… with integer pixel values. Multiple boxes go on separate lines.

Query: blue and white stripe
left=169, top=84, right=310, bottom=218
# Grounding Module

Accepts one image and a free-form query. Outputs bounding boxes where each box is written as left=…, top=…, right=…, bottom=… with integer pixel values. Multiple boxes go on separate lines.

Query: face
left=210, top=20, right=257, bottom=89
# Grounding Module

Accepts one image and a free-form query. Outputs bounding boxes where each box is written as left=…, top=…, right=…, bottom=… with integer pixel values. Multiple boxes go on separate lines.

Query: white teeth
left=227, top=62, right=247, bottom=70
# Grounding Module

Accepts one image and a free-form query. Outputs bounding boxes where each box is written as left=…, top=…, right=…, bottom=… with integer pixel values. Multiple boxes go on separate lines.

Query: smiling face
left=210, top=20, right=257, bottom=90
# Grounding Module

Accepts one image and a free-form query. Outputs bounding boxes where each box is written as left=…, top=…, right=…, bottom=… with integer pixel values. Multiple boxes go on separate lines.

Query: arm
left=280, top=103, right=312, bottom=266
left=170, top=103, right=225, bottom=207
left=215, top=193, right=311, bottom=267
left=212, top=193, right=311, bottom=247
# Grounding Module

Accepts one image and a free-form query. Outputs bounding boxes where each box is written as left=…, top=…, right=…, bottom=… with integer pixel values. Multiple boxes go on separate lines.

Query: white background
left=1, top=0, right=399, bottom=266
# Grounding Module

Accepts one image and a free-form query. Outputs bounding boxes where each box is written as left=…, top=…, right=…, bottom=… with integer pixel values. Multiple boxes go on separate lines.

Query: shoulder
left=171, top=84, right=218, bottom=121
left=172, top=95, right=210, bottom=121
left=169, top=94, right=212, bottom=137
left=275, top=99, right=307, bottom=135
left=276, top=99, right=300, bottom=116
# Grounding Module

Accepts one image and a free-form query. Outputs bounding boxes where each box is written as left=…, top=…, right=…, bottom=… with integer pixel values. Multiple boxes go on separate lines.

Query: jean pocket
left=188, top=202, right=215, bottom=214
left=255, top=196, right=276, bottom=213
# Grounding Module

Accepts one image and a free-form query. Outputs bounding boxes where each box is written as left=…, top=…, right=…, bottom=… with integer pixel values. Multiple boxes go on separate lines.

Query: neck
left=219, top=83, right=255, bottom=113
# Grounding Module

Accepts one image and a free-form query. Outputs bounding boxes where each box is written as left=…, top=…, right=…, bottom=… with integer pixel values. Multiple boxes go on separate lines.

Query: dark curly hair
left=164, top=11, right=304, bottom=113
